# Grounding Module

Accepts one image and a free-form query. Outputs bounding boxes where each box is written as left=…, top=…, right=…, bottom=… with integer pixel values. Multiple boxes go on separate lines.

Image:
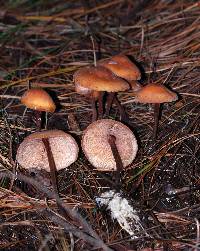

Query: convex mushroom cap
left=98, top=54, right=141, bottom=81
left=21, top=88, right=56, bottom=112
left=134, top=83, right=178, bottom=103
left=74, top=66, right=129, bottom=92
left=17, top=130, right=79, bottom=172
left=82, top=119, right=138, bottom=171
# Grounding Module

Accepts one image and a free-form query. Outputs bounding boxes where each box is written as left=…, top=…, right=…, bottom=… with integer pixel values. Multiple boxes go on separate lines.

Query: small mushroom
left=98, top=54, right=142, bottom=117
left=21, top=88, right=56, bottom=130
left=134, top=83, right=178, bottom=139
left=82, top=119, right=138, bottom=173
left=74, top=66, right=129, bottom=121
left=17, top=130, right=79, bottom=195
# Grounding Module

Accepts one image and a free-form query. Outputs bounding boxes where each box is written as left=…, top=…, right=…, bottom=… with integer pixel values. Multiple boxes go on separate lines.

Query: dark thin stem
left=113, top=96, right=129, bottom=123
left=108, top=135, right=123, bottom=189
left=34, top=110, right=42, bottom=131
left=105, top=92, right=115, bottom=117
left=108, top=135, right=123, bottom=172
left=42, top=138, right=59, bottom=197
left=42, top=138, right=68, bottom=218
left=98, top=91, right=104, bottom=119
left=153, top=103, right=161, bottom=140
left=91, top=99, right=97, bottom=122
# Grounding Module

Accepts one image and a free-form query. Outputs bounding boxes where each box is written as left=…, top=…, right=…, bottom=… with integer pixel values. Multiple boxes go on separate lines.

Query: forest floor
left=0, top=1, right=200, bottom=250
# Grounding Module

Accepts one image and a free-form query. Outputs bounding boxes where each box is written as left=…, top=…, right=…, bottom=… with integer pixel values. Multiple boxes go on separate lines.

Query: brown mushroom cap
left=98, top=54, right=141, bottom=81
left=17, top=130, right=79, bottom=171
left=134, top=83, right=178, bottom=103
left=74, top=66, right=129, bottom=92
left=82, top=119, right=138, bottom=171
left=21, top=88, right=56, bottom=112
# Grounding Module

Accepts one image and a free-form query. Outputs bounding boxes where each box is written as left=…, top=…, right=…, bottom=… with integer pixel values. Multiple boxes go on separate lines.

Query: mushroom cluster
left=74, top=54, right=141, bottom=122
left=74, top=53, right=178, bottom=139
left=17, top=54, right=178, bottom=203
left=74, top=65, right=129, bottom=121
left=14, top=52, right=179, bottom=241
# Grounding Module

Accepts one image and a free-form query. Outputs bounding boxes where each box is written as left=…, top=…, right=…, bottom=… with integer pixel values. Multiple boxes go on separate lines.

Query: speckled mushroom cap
left=134, top=83, right=178, bottom=103
left=17, top=130, right=79, bottom=171
left=21, top=88, right=56, bottom=112
left=82, top=119, right=138, bottom=171
left=73, top=66, right=129, bottom=92
left=98, top=54, right=141, bottom=81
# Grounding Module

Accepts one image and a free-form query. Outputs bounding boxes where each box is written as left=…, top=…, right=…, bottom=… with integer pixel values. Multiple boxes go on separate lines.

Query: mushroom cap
left=75, top=82, right=100, bottom=100
left=82, top=119, right=138, bottom=171
left=17, top=130, right=79, bottom=172
left=73, top=66, right=129, bottom=92
left=134, top=83, right=178, bottom=103
left=98, top=54, right=141, bottom=81
left=21, top=88, right=56, bottom=112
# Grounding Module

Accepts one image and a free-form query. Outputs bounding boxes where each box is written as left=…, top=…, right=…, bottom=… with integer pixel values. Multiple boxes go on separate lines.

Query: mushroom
left=82, top=119, right=138, bottom=174
left=134, top=83, right=178, bottom=139
left=98, top=54, right=142, bottom=117
left=74, top=66, right=129, bottom=121
left=17, top=129, right=79, bottom=195
left=21, top=88, right=56, bottom=130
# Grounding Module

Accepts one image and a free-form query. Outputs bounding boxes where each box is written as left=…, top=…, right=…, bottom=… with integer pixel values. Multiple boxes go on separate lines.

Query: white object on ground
left=96, top=190, right=149, bottom=239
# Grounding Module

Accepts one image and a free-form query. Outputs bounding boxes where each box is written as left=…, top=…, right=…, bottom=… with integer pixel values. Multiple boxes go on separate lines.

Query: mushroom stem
left=108, top=135, right=123, bottom=187
left=98, top=91, right=104, bottom=119
left=91, top=99, right=97, bottom=122
left=34, top=111, right=42, bottom=131
left=153, top=103, right=161, bottom=140
left=105, top=92, right=115, bottom=117
left=113, top=96, right=129, bottom=123
left=42, top=138, right=59, bottom=197
left=42, top=138, right=70, bottom=218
